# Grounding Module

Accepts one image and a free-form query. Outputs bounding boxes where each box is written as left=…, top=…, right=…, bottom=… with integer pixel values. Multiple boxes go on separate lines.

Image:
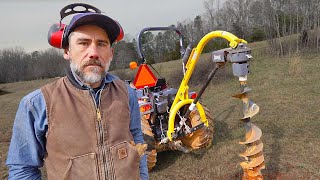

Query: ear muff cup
left=115, top=21, right=124, bottom=42
left=47, top=23, right=67, bottom=49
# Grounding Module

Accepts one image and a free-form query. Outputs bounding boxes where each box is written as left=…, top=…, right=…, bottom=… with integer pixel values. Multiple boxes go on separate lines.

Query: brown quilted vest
left=41, top=77, right=140, bottom=180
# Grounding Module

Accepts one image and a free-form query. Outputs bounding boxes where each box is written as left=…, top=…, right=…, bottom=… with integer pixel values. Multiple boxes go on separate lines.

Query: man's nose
left=88, top=44, right=99, bottom=59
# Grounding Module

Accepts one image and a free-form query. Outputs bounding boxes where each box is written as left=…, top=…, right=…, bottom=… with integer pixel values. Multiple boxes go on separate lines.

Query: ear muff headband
left=59, top=3, right=102, bottom=20
left=48, top=3, right=124, bottom=49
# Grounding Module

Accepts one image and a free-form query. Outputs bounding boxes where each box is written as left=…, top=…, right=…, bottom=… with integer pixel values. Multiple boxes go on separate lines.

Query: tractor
left=128, top=26, right=265, bottom=179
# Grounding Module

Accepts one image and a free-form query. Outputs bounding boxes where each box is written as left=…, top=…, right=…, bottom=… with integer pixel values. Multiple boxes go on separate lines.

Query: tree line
left=129, top=0, right=320, bottom=64
left=1, top=0, right=320, bottom=83
left=0, top=48, right=67, bottom=83
left=0, top=43, right=139, bottom=83
left=203, top=0, right=320, bottom=55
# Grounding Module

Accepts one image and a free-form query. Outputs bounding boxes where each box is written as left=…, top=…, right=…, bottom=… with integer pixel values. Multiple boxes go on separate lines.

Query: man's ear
left=111, top=47, right=114, bottom=58
left=63, top=48, right=70, bottom=60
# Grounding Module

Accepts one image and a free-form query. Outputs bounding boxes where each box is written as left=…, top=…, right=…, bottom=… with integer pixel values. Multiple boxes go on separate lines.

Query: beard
left=70, top=58, right=112, bottom=85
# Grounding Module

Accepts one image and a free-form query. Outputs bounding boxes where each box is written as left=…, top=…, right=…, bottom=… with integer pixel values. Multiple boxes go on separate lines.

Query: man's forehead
left=71, top=24, right=110, bottom=41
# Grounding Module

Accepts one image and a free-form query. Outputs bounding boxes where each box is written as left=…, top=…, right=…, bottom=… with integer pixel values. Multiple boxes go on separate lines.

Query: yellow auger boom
left=166, top=30, right=265, bottom=179
left=167, top=31, right=246, bottom=140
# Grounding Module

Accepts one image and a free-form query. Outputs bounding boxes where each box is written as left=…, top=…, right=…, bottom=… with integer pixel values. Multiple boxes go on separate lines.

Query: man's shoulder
left=107, top=73, right=128, bottom=87
left=106, top=73, right=137, bottom=98
left=21, top=77, right=66, bottom=104
left=106, top=73, right=120, bottom=83
left=21, top=89, right=44, bottom=105
left=41, top=77, right=66, bottom=89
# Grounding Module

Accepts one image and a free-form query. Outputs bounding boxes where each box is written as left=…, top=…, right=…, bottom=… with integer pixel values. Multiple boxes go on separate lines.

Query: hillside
left=1, top=40, right=320, bottom=179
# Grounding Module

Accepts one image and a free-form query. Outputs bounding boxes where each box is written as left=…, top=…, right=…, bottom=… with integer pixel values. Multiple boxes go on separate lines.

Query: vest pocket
left=109, top=141, right=140, bottom=180
left=62, top=152, right=99, bottom=180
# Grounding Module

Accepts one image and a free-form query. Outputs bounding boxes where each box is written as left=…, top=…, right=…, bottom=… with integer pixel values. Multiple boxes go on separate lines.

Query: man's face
left=64, top=24, right=114, bottom=87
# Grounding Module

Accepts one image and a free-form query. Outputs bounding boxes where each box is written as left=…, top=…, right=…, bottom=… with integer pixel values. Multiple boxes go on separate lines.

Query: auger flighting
left=212, top=43, right=265, bottom=179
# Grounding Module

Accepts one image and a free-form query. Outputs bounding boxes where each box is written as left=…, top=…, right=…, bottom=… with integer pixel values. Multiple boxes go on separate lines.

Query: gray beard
left=70, top=59, right=111, bottom=85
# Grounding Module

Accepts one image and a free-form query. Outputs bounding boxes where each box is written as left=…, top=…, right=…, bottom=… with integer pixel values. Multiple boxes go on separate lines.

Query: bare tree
left=113, top=41, right=139, bottom=69
left=203, top=0, right=220, bottom=31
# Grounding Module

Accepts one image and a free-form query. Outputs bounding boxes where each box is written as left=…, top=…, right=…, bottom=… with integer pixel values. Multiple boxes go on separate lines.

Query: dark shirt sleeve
left=128, top=86, right=149, bottom=180
left=6, top=89, right=47, bottom=180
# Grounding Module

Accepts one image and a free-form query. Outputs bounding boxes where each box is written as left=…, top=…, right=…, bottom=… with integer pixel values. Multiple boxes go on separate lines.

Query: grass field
left=1, top=40, right=320, bottom=179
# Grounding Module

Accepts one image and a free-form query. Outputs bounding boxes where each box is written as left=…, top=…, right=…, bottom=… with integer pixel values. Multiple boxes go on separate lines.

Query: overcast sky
left=1, top=0, right=208, bottom=52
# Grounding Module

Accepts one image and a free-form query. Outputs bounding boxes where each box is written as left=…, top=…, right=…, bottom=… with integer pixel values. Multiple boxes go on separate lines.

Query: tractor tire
left=180, top=104, right=214, bottom=150
left=140, top=115, right=157, bottom=171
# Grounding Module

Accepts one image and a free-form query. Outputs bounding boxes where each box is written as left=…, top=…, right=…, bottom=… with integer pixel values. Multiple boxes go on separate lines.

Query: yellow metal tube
left=167, top=99, right=207, bottom=141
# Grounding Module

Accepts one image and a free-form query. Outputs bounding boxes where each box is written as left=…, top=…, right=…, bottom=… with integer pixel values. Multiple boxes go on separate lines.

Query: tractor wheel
left=180, top=104, right=214, bottom=150
left=141, top=115, right=157, bottom=171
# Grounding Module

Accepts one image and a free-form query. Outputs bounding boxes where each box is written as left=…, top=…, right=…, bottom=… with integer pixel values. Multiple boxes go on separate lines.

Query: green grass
left=1, top=40, right=320, bottom=179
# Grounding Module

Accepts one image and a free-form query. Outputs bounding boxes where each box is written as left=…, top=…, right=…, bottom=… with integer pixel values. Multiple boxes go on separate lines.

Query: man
left=6, top=6, right=148, bottom=180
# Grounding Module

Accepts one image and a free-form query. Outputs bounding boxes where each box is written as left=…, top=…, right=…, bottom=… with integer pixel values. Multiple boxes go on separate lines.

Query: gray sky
left=1, top=0, right=207, bottom=52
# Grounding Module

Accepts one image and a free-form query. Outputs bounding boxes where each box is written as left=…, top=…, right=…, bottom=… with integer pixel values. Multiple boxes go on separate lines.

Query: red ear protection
left=115, top=20, right=124, bottom=42
left=47, top=23, right=67, bottom=49
left=47, top=3, right=124, bottom=49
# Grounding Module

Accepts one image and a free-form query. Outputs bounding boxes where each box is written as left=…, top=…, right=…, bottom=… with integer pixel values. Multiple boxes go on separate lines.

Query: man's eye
left=98, top=42, right=107, bottom=47
left=78, top=42, right=88, bottom=46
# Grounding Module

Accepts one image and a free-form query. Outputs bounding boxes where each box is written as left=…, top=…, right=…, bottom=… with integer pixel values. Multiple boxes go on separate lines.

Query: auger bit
left=212, top=44, right=265, bottom=179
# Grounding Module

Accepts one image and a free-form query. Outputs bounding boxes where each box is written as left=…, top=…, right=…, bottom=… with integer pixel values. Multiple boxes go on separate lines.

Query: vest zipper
left=97, top=109, right=102, bottom=121
left=90, top=90, right=109, bottom=179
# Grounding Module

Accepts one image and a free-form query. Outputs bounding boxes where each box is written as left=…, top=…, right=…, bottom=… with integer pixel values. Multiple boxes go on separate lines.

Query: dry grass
left=288, top=53, right=303, bottom=76
left=1, top=40, right=320, bottom=179
left=0, top=78, right=57, bottom=179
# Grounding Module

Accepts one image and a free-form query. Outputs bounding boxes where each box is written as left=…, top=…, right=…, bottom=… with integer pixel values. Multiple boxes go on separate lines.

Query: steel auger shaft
left=233, top=80, right=265, bottom=180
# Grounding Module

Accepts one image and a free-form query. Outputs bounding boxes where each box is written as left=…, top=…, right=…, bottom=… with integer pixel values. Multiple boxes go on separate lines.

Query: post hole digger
left=129, top=26, right=265, bottom=179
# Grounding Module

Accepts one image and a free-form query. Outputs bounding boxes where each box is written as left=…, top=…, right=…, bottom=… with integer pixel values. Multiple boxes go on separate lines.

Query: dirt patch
left=0, top=90, right=11, bottom=96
